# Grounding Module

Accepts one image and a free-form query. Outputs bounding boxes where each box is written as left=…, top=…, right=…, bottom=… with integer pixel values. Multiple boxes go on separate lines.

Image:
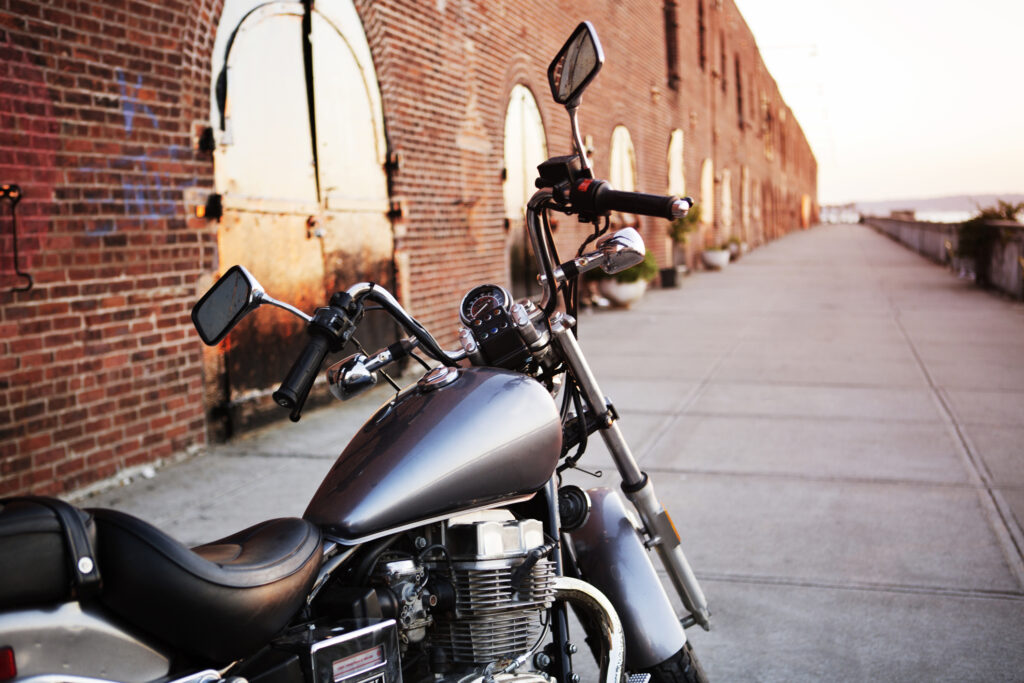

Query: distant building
left=1, top=0, right=817, bottom=496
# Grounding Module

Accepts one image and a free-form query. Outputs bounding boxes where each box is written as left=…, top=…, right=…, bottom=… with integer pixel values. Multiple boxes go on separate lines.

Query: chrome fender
left=570, top=488, right=686, bottom=670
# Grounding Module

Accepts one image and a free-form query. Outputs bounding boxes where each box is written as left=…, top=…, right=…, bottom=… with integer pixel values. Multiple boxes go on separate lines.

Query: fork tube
left=545, top=475, right=575, bottom=682
left=549, top=315, right=710, bottom=629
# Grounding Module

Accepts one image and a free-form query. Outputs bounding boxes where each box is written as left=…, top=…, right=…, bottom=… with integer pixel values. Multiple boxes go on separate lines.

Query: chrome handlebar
left=343, top=283, right=466, bottom=365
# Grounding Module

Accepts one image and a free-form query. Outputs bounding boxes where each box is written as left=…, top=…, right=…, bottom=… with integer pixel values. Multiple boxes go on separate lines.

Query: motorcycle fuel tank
left=304, top=367, right=562, bottom=543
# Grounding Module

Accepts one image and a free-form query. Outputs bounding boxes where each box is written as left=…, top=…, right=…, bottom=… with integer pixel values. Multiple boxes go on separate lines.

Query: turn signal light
left=0, top=646, right=16, bottom=681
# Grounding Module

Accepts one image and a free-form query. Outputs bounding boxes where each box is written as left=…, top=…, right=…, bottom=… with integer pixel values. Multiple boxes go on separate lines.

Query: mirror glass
left=191, top=265, right=261, bottom=345
left=548, top=22, right=603, bottom=105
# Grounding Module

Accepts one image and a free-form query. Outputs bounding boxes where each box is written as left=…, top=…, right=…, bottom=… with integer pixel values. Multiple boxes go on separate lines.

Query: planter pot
left=659, top=265, right=688, bottom=288
left=702, top=249, right=730, bottom=270
left=598, top=278, right=648, bottom=307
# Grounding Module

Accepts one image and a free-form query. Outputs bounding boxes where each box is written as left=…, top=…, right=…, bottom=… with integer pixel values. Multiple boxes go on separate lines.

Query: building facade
left=0, top=0, right=816, bottom=496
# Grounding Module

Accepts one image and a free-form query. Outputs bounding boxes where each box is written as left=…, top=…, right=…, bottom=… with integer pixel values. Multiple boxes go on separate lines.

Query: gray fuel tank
left=304, top=367, right=561, bottom=543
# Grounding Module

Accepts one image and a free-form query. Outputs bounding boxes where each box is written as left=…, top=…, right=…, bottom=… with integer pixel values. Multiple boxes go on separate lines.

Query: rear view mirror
left=548, top=21, right=604, bottom=105
left=191, top=265, right=264, bottom=345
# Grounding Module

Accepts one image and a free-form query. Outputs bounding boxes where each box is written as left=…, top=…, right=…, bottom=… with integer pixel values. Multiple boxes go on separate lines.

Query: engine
left=372, top=510, right=557, bottom=681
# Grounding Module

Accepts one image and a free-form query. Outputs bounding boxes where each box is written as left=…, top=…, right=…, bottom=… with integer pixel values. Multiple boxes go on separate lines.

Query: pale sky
left=733, top=0, right=1024, bottom=205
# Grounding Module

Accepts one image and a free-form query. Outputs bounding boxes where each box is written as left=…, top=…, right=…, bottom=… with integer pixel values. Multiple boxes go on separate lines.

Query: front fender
left=570, top=488, right=686, bottom=670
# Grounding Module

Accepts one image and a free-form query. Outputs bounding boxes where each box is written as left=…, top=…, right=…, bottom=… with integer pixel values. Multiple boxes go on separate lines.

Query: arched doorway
left=720, top=168, right=733, bottom=240
left=209, top=0, right=393, bottom=419
left=667, top=129, right=685, bottom=197
left=609, top=125, right=638, bottom=194
left=502, top=84, right=547, bottom=300
left=700, top=158, right=714, bottom=246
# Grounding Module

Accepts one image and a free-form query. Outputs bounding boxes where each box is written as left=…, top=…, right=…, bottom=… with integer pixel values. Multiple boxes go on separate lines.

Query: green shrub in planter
left=669, top=203, right=702, bottom=244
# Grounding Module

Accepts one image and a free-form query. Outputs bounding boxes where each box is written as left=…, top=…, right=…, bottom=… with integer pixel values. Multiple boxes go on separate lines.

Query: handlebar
left=572, top=179, right=691, bottom=221
left=526, top=178, right=692, bottom=315
left=274, top=334, right=330, bottom=420
left=272, top=284, right=466, bottom=421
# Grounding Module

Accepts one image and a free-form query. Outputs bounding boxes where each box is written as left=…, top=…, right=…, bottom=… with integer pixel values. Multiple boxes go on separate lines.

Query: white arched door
left=700, top=158, right=714, bottom=229
left=210, top=0, right=392, bottom=400
left=667, top=129, right=685, bottom=197
left=503, top=85, right=547, bottom=299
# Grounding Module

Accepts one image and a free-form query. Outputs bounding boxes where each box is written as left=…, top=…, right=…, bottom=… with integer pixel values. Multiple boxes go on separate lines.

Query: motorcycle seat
left=0, top=498, right=98, bottom=609
left=90, top=508, right=322, bottom=663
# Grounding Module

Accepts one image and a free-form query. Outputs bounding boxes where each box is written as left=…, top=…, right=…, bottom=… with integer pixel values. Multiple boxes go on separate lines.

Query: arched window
left=719, top=31, right=727, bottom=92
left=697, top=1, right=706, bottom=71
left=741, top=165, right=751, bottom=238
left=503, top=84, right=547, bottom=298
left=609, top=125, right=637, bottom=193
left=667, top=129, right=685, bottom=197
left=735, top=56, right=744, bottom=127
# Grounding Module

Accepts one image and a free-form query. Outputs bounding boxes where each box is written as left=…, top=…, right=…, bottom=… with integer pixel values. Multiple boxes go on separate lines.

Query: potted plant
left=663, top=204, right=701, bottom=286
left=669, top=203, right=701, bottom=245
left=726, top=235, right=743, bottom=261
left=592, top=248, right=659, bottom=307
left=702, top=244, right=730, bottom=269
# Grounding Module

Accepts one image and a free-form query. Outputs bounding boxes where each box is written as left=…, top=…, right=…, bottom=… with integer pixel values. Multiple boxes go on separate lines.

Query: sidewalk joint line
left=694, top=571, right=1024, bottom=602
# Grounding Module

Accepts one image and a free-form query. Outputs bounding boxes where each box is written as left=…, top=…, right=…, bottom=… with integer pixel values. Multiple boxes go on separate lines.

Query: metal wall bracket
left=1, top=183, right=32, bottom=292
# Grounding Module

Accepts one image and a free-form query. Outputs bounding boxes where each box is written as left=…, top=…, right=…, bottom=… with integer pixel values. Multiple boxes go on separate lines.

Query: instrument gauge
left=459, top=284, right=511, bottom=325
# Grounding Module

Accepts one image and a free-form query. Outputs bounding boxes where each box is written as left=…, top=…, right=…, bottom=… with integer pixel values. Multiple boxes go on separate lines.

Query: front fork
left=550, top=314, right=711, bottom=630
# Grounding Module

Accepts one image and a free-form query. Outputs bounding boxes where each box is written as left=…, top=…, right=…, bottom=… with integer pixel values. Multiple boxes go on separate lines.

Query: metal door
left=210, top=0, right=392, bottom=415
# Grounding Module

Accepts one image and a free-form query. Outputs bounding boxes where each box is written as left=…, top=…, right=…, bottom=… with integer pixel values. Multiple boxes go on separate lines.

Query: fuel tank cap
left=418, top=366, right=459, bottom=391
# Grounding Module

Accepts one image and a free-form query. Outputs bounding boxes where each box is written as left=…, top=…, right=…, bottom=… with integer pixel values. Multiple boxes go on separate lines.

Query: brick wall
left=0, top=0, right=817, bottom=496
left=0, top=0, right=218, bottom=495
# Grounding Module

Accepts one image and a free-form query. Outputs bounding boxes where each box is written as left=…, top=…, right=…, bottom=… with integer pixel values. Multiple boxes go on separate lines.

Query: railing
left=865, top=217, right=1024, bottom=300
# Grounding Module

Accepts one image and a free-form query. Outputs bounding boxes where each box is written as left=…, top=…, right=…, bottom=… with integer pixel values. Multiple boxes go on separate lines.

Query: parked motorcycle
left=0, top=22, right=709, bottom=683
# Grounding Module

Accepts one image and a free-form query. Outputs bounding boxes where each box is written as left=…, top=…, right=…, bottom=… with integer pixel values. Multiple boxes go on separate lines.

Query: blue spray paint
left=83, top=71, right=197, bottom=235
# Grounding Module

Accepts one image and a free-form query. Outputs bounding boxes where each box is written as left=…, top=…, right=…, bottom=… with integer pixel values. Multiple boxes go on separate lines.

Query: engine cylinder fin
left=433, top=557, right=556, bottom=665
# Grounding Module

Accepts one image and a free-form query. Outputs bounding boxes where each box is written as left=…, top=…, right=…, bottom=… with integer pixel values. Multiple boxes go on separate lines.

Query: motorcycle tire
left=640, top=642, right=709, bottom=683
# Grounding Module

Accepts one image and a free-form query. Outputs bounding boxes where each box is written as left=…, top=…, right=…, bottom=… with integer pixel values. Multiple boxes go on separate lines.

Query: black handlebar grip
left=273, top=333, right=330, bottom=418
left=593, top=185, right=679, bottom=220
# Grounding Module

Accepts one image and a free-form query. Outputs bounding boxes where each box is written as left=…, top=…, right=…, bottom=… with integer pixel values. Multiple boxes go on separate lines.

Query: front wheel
left=640, top=642, right=708, bottom=683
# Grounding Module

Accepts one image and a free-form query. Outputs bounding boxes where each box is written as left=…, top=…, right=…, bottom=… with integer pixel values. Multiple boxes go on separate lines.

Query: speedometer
left=459, top=284, right=511, bottom=326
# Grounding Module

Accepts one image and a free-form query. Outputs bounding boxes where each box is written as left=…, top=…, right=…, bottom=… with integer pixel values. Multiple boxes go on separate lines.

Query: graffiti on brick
left=83, top=70, right=196, bottom=235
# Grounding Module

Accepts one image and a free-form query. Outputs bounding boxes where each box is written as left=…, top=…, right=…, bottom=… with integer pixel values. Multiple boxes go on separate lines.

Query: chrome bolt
left=566, top=642, right=578, bottom=655
left=533, top=652, right=551, bottom=669
left=415, top=536, right=428, bottom=549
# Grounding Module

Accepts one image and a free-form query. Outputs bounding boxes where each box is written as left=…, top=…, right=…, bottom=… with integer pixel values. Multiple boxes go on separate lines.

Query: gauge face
left=459, top=284, right=510, bottom=324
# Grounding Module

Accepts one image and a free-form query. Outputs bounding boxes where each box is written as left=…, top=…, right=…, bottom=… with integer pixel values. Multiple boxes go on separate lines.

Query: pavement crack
left=644, top=465, right=989, bottom=490
left=891, top=305, right=1024, bottom=589
left=694, top=571, right=1024, bottom=602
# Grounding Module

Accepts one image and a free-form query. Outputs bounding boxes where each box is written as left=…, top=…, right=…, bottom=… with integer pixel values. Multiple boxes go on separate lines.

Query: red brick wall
left=0, top=0, right=816, bottom=497
left=0, top=0, right=219, bottom=495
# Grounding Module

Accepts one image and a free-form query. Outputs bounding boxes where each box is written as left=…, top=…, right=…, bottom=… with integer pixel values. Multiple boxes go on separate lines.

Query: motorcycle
left=0, top=22, right=710, bottom=683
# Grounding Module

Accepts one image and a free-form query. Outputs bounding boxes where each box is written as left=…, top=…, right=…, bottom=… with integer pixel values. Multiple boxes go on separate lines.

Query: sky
left=732, top=0, right=1024, bottom=205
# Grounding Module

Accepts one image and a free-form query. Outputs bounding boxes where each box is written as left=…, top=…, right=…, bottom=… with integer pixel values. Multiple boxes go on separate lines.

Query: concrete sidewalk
left=85, top=224, right=1024, bottom=682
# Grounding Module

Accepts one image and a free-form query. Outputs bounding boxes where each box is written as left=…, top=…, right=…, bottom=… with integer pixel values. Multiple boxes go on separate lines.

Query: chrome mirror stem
left=567, top=105, right=590, bottom=172
left=255, top=292, right=313, bottom=323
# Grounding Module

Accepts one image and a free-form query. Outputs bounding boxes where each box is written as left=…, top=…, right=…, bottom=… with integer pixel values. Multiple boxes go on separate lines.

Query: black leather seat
left=91, top=508, right=322, bottom=663
left=0, top=499, right=96, bottom=609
